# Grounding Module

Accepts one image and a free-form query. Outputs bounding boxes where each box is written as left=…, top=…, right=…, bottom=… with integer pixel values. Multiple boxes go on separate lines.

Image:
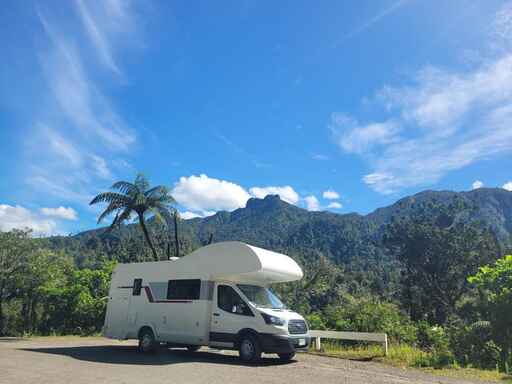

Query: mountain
left=183, top=188, right=512, bottom=260
left=51, top=188, right=512, bottom=269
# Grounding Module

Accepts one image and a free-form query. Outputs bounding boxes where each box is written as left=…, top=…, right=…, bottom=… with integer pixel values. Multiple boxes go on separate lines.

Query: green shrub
left=416, top=322, right=450, bottom=351
left=449, top=322, right=501, bottom=369
left=323, top=297, right=417, bottom=344
left=306, top=312, right=327, bottom=330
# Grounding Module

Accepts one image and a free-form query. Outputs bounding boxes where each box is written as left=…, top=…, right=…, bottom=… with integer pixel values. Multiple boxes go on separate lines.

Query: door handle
left=213, top=313, right=220, bottom=317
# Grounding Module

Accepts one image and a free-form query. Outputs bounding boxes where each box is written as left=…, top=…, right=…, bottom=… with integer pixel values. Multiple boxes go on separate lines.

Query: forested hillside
left=50, top=188, right=512, bottom=278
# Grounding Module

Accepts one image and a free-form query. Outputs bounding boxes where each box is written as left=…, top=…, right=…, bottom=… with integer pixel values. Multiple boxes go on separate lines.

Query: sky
left=1, top=0, right=512, bottom=235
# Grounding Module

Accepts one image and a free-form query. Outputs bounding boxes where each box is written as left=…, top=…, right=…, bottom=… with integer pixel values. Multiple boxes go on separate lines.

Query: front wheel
left=138, top=328, right=157, bottom=353
left=278, top=352, right=295, bottom=362
left=238, top=334, right=261, bottom=363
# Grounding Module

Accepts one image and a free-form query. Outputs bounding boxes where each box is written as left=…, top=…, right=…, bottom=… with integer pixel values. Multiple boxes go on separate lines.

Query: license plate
left=298, top=338, right=306, bottom=346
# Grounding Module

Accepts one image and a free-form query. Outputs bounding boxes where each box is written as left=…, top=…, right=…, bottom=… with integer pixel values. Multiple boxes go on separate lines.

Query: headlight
left=261, top=312, right=285, bottom=326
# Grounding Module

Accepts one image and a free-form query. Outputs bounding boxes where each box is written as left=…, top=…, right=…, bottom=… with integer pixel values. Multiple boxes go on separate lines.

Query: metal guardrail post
left=315, top=336, right=321, bottom=351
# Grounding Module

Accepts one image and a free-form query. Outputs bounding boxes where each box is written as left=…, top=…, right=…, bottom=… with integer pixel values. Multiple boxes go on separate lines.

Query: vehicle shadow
left=21, top=345, right=296, bottom=367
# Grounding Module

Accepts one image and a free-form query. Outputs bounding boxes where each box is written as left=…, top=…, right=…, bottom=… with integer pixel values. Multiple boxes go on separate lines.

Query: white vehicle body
left=103, top=241, right=310, bottom=360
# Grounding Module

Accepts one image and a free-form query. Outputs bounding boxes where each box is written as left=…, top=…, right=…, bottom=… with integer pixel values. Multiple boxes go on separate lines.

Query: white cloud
left=322, top=189, right=340, bottom=200
left=362, top=173, right=397, bottom=194
left=311, top=153, right=329, bottom=161
left=179, top=211, right=202, bottom=220
left=333, top=8, right=512, bottom=195
left=173, top=174, right=345, bottom=215
left=494, top=2, right=512, bottom=50
left=331, top=114, right=400, bottom=154
left=75, top=0, right=120, bottom=75
left=0, top=204, right=57, bottom=234
left=40, top=206, right=78, bottom=220
left=44, top=126, right=82, bottom=166
left=340, top=0, right=409, bottom=41
left=378, top=55, right=512, bottom=134
left=472, top=180, right=484, bottom=190
left=249, top=186, right=300, bottom=205
left=74, top=0, right=140, bottom=77
left=304, top=195, right=320, bottom=211
left=38, top=21, right=136, bottom=151
left=178, top=210, right=216, bottom=220
left=172, top=174, right=251, bottom=212
left=27, top=175, right=92, bottom=205
left=90, top=154, right=112, bottom=179
left=24, top=8, right=141, bottom=205
left=503, top=181, right=512, bottom=191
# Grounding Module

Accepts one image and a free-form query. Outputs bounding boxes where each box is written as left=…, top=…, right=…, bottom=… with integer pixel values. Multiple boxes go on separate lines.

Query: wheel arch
left=236, top=328, right=260, bottom=347
left=137, top=325, right=156, bottom=339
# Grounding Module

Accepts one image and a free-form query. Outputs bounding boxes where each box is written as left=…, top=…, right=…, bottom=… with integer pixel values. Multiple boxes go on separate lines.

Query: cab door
left=209, top=283, right=257, bottom=348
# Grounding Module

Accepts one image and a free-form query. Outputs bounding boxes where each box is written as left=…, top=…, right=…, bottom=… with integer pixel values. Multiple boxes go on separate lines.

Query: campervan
left=103, top=241, right=310, bottom=362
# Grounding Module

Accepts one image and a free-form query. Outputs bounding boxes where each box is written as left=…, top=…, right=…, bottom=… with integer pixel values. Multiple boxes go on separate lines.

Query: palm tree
left=90, top=173, right=175, bottom=260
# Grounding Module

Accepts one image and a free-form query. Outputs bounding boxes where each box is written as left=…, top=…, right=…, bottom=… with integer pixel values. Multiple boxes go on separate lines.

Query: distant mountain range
left=65, top=188, right=512, bottom=267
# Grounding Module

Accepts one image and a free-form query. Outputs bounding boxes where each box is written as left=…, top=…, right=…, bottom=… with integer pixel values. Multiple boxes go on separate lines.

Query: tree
left=384, top=202, right=500, bottom=324
left=36, top=257, right=114, bottom=334
left=90, top=173, right=176, bottom=260
left=0, top=229, right=35, bottom=335
left=468, top=255, right=512, bottom=373
left=18, top=249, right=71, bottom=333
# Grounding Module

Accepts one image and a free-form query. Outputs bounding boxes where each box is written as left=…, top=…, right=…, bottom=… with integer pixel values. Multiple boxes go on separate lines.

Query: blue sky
left=1, top=0, right=512, bottom=235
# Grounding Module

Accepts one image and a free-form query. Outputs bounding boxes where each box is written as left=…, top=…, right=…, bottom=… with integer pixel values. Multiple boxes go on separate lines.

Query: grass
left=310, top=341, right=512, bottom=383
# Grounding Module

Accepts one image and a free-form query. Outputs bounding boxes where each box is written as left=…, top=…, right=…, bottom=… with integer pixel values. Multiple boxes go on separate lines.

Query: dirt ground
left=0, top=337, right=495, bottom=384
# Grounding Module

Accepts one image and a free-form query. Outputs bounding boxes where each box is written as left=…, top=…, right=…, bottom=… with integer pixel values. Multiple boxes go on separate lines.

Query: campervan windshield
left=237, top=284, right=285, bottom=309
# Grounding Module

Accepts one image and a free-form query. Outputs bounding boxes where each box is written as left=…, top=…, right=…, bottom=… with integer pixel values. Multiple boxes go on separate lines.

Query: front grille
left=288, top=319, right=307, bottom=334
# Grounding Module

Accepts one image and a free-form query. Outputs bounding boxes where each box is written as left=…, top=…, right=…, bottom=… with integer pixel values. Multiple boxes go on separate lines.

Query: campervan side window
left=217, top=285, right=253, bottom=316
left=133, top=279, right=142, bottom=296
left=167, top=279, right=201, bottom=300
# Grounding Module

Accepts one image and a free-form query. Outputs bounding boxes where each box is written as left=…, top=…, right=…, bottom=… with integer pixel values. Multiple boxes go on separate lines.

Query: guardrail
left=309, top=330, right=388, bottom=356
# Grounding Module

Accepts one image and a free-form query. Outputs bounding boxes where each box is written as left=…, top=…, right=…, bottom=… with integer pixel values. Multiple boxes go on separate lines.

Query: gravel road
left=0, top=337, right=493, bottom=384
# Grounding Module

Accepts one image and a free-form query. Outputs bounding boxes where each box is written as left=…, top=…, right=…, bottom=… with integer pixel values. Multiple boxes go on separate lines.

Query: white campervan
left=103, top=241, right=310, bottom=362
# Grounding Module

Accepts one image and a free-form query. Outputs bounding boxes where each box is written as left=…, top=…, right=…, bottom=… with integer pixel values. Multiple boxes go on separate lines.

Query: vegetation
left=0, top=229, right=113, bottom=335
left=468, top=255, right=512, bottom=373
left=310, top=343, right=512, bottom=383
left=384, top=202, right=500, bottom=324
left=1, top=184, right=512, bottom=377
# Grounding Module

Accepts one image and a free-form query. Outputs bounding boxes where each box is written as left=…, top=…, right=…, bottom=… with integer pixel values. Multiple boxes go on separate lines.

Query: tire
left=138, top=328, right=157, bottom=353
left=278, top=352, right=295, bottom=362
left=238, top=334, right=261, bottom=363
left=187, top=345, right=201, bottom=352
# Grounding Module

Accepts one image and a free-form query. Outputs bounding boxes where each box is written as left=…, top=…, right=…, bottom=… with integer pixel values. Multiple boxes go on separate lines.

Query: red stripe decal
left=144, top=286, right=154, bottom=302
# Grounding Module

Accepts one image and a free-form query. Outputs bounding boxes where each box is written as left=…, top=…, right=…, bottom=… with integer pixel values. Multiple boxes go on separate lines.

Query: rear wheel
left=238, top=334, right=261, bottom=363
left=278, top=352, right=295, bottom=362
left=187, top=345, right=201, bottom=352
left=138, top=328, right=157, bottom=353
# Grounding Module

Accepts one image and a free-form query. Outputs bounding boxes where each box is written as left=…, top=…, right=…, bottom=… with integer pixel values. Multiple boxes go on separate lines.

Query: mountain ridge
left=59, top=188, right=512, bottom=269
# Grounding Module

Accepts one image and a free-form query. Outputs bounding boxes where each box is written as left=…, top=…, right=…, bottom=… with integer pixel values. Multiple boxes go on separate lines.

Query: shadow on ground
left=21, top=345, right=296, bottom=367
left=311, top=351, right=379, bottom=362
left=347, top=356, right=376, bottom=362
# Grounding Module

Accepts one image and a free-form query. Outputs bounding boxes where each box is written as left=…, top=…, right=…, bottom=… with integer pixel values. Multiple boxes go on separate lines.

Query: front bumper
left=259, top=334, right=311, bottom=354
